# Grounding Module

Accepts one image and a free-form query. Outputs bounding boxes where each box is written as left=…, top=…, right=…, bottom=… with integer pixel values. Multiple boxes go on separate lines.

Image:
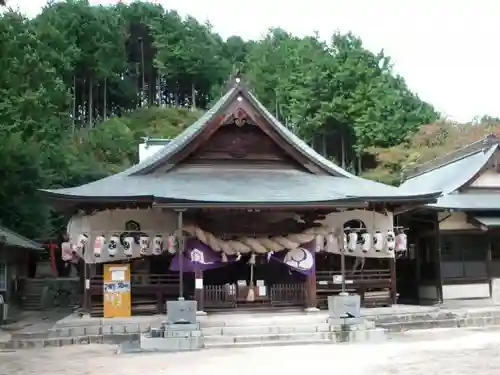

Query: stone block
left=140, top=334, right=203, bottom=352
left=328, top=294, right=361, bottom=318
left=166, top=299, right=198, bottom=324
left=90, top=335, right=104, bottom=344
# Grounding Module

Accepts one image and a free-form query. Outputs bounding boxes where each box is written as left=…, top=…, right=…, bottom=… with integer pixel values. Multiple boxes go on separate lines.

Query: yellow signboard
left=103, top=263, right=131, bottom=318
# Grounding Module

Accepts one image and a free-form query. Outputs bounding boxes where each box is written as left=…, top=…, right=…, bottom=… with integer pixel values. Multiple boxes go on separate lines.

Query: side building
left=400, top=134, right=500, bottom=303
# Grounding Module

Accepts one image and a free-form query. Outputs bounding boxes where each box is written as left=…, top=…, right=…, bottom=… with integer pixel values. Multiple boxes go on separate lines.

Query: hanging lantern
left=386, top=230, right=396, bottom=252
left=325, top=233, right=339, bottom=253
left=75, top=233, right=89, bottom=254
left=123, top=236, right=134, bottom=258
left=315, top=234, right=324, bottom=252
left=166, top=235, right=176, bottom=254
left=61, top=242, right=74, bottom=262
left=373, top=231, right=384, bottom=252
left=395, top=232, right=408, bottom=252
left=153, top=235, right=164, bottom=256
left=347, top=232, right=358, bottom=252
left=108, top=234, right=120, bottom=257
left=93, top=234, right=105, bottom=258
left=139, top=235, right=150, bottom=256
left=361, top=232, right=371, bottom=253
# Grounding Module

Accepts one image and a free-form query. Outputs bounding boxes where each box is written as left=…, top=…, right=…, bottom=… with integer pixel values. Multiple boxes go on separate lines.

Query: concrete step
left=379, top=316, right=500, bottom=332
left=202, top=322, right=330, bottom=336
left=204, top=338, right=333, bottom=349
left=203, top=328, right=386, bottom=348
left=198, top=314, right=329, bottom=328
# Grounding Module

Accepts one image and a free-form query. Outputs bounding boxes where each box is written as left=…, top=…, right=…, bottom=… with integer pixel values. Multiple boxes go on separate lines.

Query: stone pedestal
left=119, top=299, right=204, bottom=353
left=140, top=322, right=203, bottom=352
left=327, top=294, right=361, bottom=318
left=326, top=293, right=385, bottom=343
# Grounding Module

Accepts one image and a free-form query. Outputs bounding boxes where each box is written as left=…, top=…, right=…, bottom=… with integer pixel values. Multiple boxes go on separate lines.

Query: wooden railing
left=204, top=285, right=237, bottom=309
left=316, top=269, right=391, bottom=283
left=270, top=283, right=305, bottom=307
left=316, top=269, right=392, bottom=308
left=203, top=283, right=305, bottom=310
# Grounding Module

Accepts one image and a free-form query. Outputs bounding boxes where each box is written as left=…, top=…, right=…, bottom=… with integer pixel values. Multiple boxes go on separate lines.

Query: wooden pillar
left=389, top=258, right=397, bottom=304
left=194, top=269, right=205, bottom=314
left=83, top=261, right=91, bottom=313
left=305, top=255, right=318, bottom=311
left=435, top=229, right=444, bottom=304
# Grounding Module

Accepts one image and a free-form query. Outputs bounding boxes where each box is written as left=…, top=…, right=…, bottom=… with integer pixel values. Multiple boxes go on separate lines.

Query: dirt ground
left=2, top=328, right=500, bottom=375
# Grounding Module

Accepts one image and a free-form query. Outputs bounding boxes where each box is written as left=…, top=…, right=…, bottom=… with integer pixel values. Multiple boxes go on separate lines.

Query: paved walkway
left=2, top=327, right=500, bottom=375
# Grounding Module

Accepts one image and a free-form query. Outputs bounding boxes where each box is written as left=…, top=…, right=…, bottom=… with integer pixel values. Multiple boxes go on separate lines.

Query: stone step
left=203, top=328, right=386, bottom=348
left=198, top=314, right=329, bottom=328
left=202, top=322, right=330, bottom=336
left=204, top=338, right=333, bottom=349
left=379, top=316, right=500, bottom=332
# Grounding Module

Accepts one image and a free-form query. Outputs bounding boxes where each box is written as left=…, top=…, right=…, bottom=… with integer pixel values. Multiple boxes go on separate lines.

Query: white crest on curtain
left=190, top=248, right=213, bottom=264
left=283, top=247, right=314, bottom=271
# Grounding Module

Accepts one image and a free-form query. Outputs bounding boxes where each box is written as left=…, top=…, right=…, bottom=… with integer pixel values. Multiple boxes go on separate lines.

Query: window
left=440, top=235, right=488, bottom=279
left=0, top=262, right=6, bottom=291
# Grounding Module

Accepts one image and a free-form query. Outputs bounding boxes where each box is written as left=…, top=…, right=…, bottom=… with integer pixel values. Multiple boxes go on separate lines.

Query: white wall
left=439, top=212, right=476, bottom=231
left=470, top=169, right=500, bottom=188
left=442, top=283, right=490, bottom=299
left=322, top=209, right=393, bottom=232
left=491, top=278, right=500, bottom=303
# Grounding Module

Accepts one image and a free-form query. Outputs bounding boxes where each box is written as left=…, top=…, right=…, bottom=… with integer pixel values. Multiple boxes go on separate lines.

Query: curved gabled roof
left=41, top=80, right=439, bottom=207
left=400, top=143, right=498, bottom=195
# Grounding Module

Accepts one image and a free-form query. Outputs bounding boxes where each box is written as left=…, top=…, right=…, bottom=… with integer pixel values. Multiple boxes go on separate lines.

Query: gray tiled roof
left=0, top=226, right=43, bottom=250
left=41, top=82, right=439, bottom=205
left=429, top=194, right=500, bottom=211
left=471, top=216, right=500, bottom=228
left=43, top=166, right=437, bottom=204
left=400, top=144, right=498, bottom=195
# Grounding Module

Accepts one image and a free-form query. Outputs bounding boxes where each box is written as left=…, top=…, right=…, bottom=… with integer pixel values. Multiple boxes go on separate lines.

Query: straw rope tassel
left=246, top=253, right=256, bottom=302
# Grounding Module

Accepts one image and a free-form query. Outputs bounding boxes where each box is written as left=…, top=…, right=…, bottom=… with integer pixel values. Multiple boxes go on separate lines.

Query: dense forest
left=0, top=0, right=497, bottom=240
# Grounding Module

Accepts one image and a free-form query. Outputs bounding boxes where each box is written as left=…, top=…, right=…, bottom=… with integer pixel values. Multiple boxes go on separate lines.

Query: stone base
left=330, top=327, right=386, bottom=343
left=140, top=334, right=202, bottom=352
left=138, top=321, right=203, bottom=352
left=328, top=294, right=361, bottom=319
left=304, top=307, right=320, bottom=313
left=328, top=317, right=376, bottom=330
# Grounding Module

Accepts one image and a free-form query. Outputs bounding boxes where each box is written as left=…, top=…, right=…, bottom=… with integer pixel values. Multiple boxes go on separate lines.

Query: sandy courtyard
left=2, top=328, right=500, bottom=375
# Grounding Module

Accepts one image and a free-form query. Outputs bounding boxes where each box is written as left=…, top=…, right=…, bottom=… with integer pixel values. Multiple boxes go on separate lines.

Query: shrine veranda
left=41, top=78, right=439, bottom=316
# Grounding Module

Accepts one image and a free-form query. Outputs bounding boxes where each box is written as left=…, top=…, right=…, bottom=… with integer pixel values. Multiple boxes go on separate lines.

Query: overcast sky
left=7, top=0, right=500, bottom=122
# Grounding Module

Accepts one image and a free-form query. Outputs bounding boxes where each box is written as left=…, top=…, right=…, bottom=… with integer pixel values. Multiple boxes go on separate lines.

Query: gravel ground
left=2, top=328, right=500, bottom=375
